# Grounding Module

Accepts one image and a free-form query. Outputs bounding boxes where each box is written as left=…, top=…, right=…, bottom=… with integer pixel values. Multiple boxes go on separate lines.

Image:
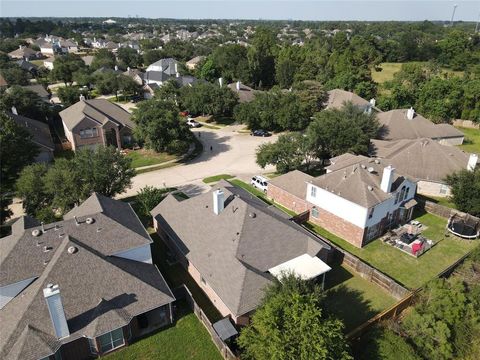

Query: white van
left=251, top=175, right=268, bottom=192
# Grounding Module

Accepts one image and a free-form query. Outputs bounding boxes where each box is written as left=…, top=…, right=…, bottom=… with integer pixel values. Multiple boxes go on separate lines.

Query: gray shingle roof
left=370, top=138, right=476, bottom=183
left=268, top=170, right=313, bottom=200
left=325, top=89, right=371, bottom=110
left=21, top=85, right=50, bottom=100
left=377, top=109, right=464, bottom=141
left=0, top=194, right=174, bottom=360
left=227, top=82, right=256, bottom=103
left=151, top=180, right=330, bottom=317
left=8, top=112, right=54, bottom=151
left=59, top=99, right=134, bottom=131
left=313, top=157, right=411, bottom=208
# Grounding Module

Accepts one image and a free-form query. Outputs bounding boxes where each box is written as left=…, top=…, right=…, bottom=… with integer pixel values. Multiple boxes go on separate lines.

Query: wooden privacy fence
left=418, top=199, right=480, bottom=223
left=173, top=285, right=238, bottom=360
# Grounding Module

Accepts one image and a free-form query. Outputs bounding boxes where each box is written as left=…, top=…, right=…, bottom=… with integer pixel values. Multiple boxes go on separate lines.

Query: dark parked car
left=251, top=129, right=271, bottom=137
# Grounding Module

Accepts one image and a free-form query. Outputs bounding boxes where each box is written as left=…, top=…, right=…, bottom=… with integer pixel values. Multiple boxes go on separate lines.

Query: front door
left=105, top=128, right=118, bottom=148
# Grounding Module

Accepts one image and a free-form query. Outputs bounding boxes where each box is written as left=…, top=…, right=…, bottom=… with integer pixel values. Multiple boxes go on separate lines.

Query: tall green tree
left=445, top=169, right=480, bottom=216
left=248, top=27, right=277, bottom=88
left=91, top=48, right=117, bottom=70
left=52, top=54, right=86, bottom=85
left=117, top=47, right=142, bottom=68
left=0, top=86, right=49, bottom=121
left=238, top=274, right=352, bottom=360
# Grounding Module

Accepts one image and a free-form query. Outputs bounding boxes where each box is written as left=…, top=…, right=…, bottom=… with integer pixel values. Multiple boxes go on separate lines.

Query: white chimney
left=369, top=98, right=376, bottom=107
left=127, top=66, right=130, bottom=72
left=174, top=63, right=178, bottom=73
left=406, top=107, right=415, bottom=120
left=218, top=77, right=223, bottom=87
left=43, top=284, right=70, bottom=339
left=159, top=65, right=163, bottom=72
left=213, top=189, right=225, bottom=215
left=236, top=81, right=241, bottom=91
left=467, top=154, right=478, bottom=171
left=79, top=94, right=85, bottom=102
left=11, top=106, right=18, bottom=115
left=114, top=65, right=118, bottom=71
left=176, top=72, right=180, bottom=78
left=381, top=165, right=395, bottom=193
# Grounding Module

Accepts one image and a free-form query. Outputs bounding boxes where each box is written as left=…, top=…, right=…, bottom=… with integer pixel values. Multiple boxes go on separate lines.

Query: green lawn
left=457, top=127, right=480, bottom=154
left=372, top=62, right=464, bottom=84
left=126, top=149, right=177, bottom=168
left=307, top=211, right=479, bottom=289
left=203, top=174, right=234, bottom=184
left=416, top=194, right=456, bottom=209
left=324, top=264, right=396, bottom=333
left=103, top=304, right=222, bottom=360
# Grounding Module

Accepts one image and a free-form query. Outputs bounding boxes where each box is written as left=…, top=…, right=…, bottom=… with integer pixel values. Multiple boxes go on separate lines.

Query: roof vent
left=367, top=186, right=373, bottom=191
left=249, top=212, right=256, bottom=218
left=374, top=159, right=380, bottom=164
left=67, top=246, right=78, bottom=254
left=85, top=217, right=94, bottom=225
left=361, top=164, right=366, bottom=169
left=367, top=167, right=375, bottom=173
left=43, top=246, right=52, bottom=252
left=32, top=229, right=42, bottom=237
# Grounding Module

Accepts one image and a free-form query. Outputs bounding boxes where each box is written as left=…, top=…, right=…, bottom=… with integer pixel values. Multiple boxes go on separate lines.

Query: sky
left=1, top=1, right=480, bottom=22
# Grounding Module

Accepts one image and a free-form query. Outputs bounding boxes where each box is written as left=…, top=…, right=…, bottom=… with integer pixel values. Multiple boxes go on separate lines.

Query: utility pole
left=450, top=4, right=458, bottom=27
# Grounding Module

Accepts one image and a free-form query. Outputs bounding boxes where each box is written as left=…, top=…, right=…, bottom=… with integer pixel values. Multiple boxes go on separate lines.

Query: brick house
left=151, top=181, right=331, bottom=325
left=267, top=157, right=417, bottom=248
left=0, top=194, right=175, bottom=360
left=60, top=98, right=135, bottom=151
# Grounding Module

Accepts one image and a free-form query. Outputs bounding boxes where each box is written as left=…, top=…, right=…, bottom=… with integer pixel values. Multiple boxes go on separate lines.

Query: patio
left=381, top=221, right=435, bottom=258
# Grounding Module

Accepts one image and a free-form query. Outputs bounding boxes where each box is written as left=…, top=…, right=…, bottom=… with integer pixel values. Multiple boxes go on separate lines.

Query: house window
left=404, top=187, right=410, bottom=200
left=399, top=186, right=406, bottom=201
left=88, top=338, right=97, bottom=354
left=97, top=328, right=124, bottom=354
left=311, top=207, right=319, bottom=218
left=310, top=186, right=317, bottom=198
left=439, top=184, right=449, bottom=195
left=79, top=127, right=98, bottom=139
left=394, top=191, right=400, bottom=204
left=368, top=207, right=374, bottom=219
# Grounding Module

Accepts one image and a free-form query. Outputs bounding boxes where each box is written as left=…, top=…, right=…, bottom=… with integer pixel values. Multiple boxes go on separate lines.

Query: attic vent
left=32, top=229, right=42, bottom=237
left=43, top=246, right=52, bottom=253
left=367, top=186, right=373, bottom=191
left=249, top=212, right=257, bottom=218
left=374, top=159, right=380, bottom=164
left=361, top=164, right=366, bottom=169
left=96, top=227, right=102, bottom=233
left=367, top=167, right=375, bottom=173
left=85, top=217, right=94, bottom=224
left=67, top=246, right=78, bottom=254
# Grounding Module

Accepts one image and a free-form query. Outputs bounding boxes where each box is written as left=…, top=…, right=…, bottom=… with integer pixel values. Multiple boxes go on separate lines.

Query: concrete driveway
left=120, top=126, right=277, bottom=198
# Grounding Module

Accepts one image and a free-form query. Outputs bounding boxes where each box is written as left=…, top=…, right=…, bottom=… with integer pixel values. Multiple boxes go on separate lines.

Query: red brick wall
left=267, top=184, right=309, bottom=214
left=309, top=206, right=365, bottom=248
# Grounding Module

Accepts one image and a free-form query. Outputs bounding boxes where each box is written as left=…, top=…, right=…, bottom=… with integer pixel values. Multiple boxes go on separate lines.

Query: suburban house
left=43, top=57, right=55, bottom=70
left=123, top=67, right=144, bottom=85
left=377, top=108, right=464, bottom=145
left=0, top=193, right=175, bottom=360
left=60, top=98, right=135, bottom=151
left=8, top=110, right=55, bottom=163
left=268, top=158, right=417, bottom=248
left=16, top=60, right=38, bottom=75
left=151, top=181, right=332, bottom=325
left=370, top=138, right=478, bottom=197
left=8, top=46, right=41, bottom=61
left=227, top=81, right=257, bottom=103
left=325, top=89, right=378, bottom=112
left=146, top=58, right=180, bottom=74
left=21, top=85, right=51, bottom=103
left=186, top=55, right=205, bottom=70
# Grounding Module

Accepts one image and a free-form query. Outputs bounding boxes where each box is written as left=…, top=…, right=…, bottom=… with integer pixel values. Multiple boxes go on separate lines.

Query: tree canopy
left=445, top=168, right=480, bottom=217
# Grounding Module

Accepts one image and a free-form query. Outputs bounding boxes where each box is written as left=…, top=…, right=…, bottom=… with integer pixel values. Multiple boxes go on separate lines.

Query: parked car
left=251, top=129, right=271, bottom=137
left=186, top=118, right=201, bottom=128
left=251, top=175, right=268, bottom=192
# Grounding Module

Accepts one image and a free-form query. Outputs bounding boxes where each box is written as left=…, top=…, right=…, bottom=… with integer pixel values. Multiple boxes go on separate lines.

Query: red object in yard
left=412, top=242, right=423, bottom=255
left=180, top=111, right=189, bottom=117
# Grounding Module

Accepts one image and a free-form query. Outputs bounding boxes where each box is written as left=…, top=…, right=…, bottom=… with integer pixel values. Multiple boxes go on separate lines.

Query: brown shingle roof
left=268, top=170, right=313, bottom=199
left=325, top=89, right=371, bottom=110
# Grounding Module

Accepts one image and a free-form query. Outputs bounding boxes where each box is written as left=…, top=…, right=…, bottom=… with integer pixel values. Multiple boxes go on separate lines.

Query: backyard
left=307, top=210, right=479, bottom=289
left=457, top=126, right=480, bottom=154
left=102, top=301, right=222, bottom=360
left=323, top=264, right=396, bottom=333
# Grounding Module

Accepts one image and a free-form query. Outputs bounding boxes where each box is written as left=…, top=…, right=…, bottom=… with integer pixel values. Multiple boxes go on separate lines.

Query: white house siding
left=306, top=183, right=369, bottom=228
left=113, top=244, right=153, bottom=264
left=0, top=277, right=37, bottom=309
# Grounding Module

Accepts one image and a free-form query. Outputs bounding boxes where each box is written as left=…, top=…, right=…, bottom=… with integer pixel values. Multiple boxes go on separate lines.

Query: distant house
left=43, top=57, right=55, bottom=70
left=0, top=193, right=175, bottom=360
left=371, top=138, right=478, bottom=197
left=60, top=98, right=135, bottom=151
left=152, top=181, right=332, bottom=325
left=268, top=158, right=417, bottom=248
left=21, top=85, right=50, bottom=103
left=81, top=55, right=94, bottom=67
left=16, top=60, right=38, bottom=75
left=186, top=56, right=205, bottom=70
left=8, top=111, right=55, bottom=163
left=123, top=67, right=144, bottom=85
left=227, top=81, right=257, bottom=103
left=377, top=108, right=464, bottom=146
left=143, top=83, right=159, bottom=99
left=146, top=58, right=180, bottom=75
left=8, top=46, right=41, bottom=61
left=325, top=89, right=377, bottom=112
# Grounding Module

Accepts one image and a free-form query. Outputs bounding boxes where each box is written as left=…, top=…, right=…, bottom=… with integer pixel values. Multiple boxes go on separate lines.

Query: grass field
left=372, top=62, right=464, bottom=84
left=307, top=211, right=479, bottom=289
left=324, top=264, right=396, bottom=332
left=202, top=174, right=234, bottom=184
left=457, top=127, right=480, bottom=154
left=103, top=304, right=222, bottom=360
left=126, top=149, right=177, bottom=168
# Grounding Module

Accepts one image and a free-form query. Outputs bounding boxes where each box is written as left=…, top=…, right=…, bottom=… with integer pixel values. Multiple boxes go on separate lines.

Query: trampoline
left=447, top=215, right=479, bottom=240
